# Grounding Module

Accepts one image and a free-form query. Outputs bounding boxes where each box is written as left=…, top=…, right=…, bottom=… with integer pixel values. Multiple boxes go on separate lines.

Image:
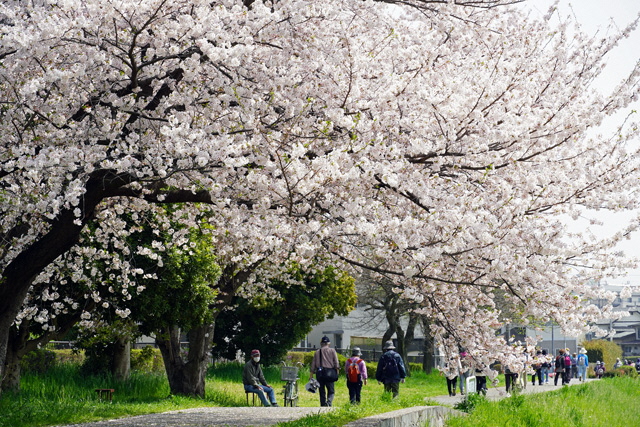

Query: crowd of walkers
left=249, top=338, right=626, bottom=408
left=438, top=345, right=617, bottom=397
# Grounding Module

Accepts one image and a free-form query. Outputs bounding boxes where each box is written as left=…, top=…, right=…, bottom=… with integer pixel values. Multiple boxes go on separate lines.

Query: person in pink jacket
left=345, top=347, right=368, bottom=404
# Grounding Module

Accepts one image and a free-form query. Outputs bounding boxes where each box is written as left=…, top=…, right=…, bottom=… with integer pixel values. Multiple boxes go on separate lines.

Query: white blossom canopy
left=1, top=0, right=639, bottom=370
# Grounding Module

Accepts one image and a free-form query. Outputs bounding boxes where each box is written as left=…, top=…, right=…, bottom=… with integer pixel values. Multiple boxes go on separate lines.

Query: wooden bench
left=95, top=388, right=115, bottom=402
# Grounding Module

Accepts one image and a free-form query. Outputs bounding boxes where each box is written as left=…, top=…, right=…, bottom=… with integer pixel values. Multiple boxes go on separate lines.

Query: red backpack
left=347, top=357, right=361, bottom=383
left=564, top=355, right=572, bottom=368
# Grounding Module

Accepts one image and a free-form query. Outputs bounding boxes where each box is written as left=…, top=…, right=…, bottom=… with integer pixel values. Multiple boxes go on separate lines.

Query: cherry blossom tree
left=1, top=0, right=639, bottom=393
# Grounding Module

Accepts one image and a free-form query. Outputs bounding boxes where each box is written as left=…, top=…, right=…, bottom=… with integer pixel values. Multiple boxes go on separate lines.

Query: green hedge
left=583, top=340, right=622, bottom=374
left=131, top=346, right=165, bottom=373
left=21, top=348, right=57, bottom=373
left=604, top=365, right=638, bottom=378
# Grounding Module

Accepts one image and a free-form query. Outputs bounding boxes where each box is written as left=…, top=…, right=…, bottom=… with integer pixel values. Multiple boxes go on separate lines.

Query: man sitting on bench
left=243, top=349, right=279, bottom=407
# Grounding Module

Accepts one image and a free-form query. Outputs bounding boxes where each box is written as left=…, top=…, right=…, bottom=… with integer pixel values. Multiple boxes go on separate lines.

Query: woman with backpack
left=345, top=347, right=367, bottom=404
left=576, top=348, right=589, bottom=382
left=595, top=361, right=605, bottom=379
left=563, top=349, right=573, bottom=385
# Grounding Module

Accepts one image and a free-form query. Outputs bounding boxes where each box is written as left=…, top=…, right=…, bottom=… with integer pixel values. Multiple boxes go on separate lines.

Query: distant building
left=592, top=282, right=640, bottom=357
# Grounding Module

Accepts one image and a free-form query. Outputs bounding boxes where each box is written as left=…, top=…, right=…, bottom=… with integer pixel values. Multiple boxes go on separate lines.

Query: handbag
left=317, top=350, right=339, bottom=382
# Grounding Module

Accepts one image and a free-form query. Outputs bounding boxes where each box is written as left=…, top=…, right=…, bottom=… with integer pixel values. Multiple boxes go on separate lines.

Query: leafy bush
left=605, top=365, right=638, bottom=378
left=302, top=351, right=316, bottom=367
left=453, top=391, right=488, bottom=413
left=21, top=349, right=56, bottom=374
left=53, top=349, right=85, bottom=365
left=283, top=351, right=306, bottom=366
left=583, top=340, right=622, bottom=373
left=408, top=362, right=423, bottom=372
left=131, top=346, right=164, bottom=373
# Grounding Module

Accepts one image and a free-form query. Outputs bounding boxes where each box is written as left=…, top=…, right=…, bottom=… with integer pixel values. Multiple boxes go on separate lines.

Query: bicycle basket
left=280, top=366, right=299, bottom=381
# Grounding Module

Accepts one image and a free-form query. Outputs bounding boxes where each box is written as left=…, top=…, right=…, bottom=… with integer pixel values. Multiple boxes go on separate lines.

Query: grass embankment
left=446, top=376, right=640, bottom=427
left=0, top=362, right=443, bottom=427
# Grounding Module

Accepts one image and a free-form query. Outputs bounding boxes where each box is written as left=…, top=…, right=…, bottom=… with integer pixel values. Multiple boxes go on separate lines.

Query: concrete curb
left=343, top=406, right=464, bottom=427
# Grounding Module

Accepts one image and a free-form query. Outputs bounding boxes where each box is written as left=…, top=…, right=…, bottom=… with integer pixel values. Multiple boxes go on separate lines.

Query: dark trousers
left=383, top=382, right=400, bottom=398
left=476, top=375, right=487, bottom=395
left=446, top=376, right=457, bottom=396
left=505, top=373, right=518, bottom=392
left=532, top=369, right=542, bottom=385
left=318, top=379, right=335, bottom=406
left=346, top=380, right=363, bottom=403
left=554, top=370, right=563, bottom=385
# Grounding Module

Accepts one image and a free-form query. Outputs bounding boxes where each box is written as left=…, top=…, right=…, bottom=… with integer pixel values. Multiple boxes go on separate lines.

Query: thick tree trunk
left=112, top=336, right=131, bottom=381
left=420, top=317, right=434, bottom=374
left=399, top=313, right=418, bottom=377
left=0, top=282, right=34, bottom=396
left=156, top=323, right=215, bottom=397
left=2, top=347, right=21, bottom=391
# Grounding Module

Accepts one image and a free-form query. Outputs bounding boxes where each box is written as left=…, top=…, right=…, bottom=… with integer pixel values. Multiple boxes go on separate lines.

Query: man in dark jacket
left=375, top=340, right=407, bottom=398
left=243, top=349, right=278, bottom=407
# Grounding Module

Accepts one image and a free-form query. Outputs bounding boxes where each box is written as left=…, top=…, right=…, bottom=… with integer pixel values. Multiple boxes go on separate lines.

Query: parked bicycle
left=280, top=361, right=303, bottom=407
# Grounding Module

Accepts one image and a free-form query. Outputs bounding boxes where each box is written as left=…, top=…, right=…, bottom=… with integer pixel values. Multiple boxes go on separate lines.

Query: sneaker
left=271, top=403, right=279, bottom=407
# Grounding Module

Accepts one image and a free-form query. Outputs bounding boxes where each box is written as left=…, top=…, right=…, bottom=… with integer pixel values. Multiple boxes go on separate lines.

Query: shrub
left=605, top=365, right=638, bottom=378
left=366, top=362, right=377, bottom=380
left=284, top=351, right=306, bottom=366
left=54, top=349, right=85, bottom=365
left=408, top=362, right=423, bottom=372
left=21, top=348, right=56, bottom=373
left=131, top=346, right=164, bottom=373
left=302, top=351, right=316, bottom=367
left=454, top=391, right=488, bottom=413
left=583, top=340, right=622, bottom=373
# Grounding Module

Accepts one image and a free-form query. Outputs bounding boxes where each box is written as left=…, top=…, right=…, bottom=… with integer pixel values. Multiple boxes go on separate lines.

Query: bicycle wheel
left=291, top=381, right=298, bottom=407
left=284, top=381, right=293, bottom=407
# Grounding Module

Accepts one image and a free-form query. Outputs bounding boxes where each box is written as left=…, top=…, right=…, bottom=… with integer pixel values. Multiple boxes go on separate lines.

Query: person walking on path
left=310, top=336, right=340, bottom=407
left=554, top=349, right=566, bottom=386
left=541, top=349, right=551, bottom=384
left=458, top=350, right=471, bottom=395
left=242, top=349, right=279, bottom=407
left=571, top=353, right=579, bottom=379
left=531, top=350, right=543, bottom=386
left=563, top=349, right=572, bottom=385
left=594, top=361, right=606, bottom=379
left=576, top=348, right=589, bottom=382
left=439, top=355, right=459, bottom=397
left=613, top=358, right=622, bottom=369
left=504, top=364, right=518, bottom=395
left=345, top=347, right=367, bottom=404
left=375, top=340, right=407, bottom=398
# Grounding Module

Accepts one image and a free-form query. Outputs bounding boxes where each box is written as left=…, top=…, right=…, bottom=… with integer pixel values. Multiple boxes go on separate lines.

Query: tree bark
left=420, top=316, right=434, bottom=374
left=112, top=335, right=131, bottom=381
left=155, top=323, right=215, bottom=397
left=2, top=347, right=21, bottom=391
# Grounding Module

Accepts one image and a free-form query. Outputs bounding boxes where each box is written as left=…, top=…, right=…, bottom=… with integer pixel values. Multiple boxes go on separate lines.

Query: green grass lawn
left=446, top=376, right=640, bottom=427
left=2, top=363, right=639, bottom=427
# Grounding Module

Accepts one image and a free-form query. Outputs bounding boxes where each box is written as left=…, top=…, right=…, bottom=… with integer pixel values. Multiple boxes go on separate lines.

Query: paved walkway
left=60, top=378, right=597, bottom=427
left=59, top=407, right=334, bottom=427
left=427, top=377, right=595, bottom=406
